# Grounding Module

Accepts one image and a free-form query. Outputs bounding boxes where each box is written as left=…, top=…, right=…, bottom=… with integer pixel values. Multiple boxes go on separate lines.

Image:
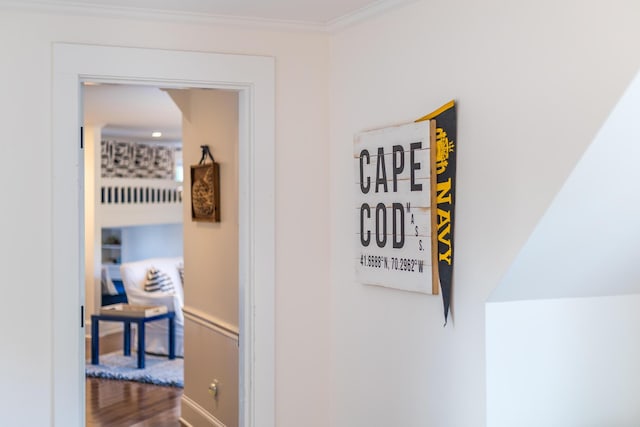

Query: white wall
left=176, top=89, right=240, bottom=426
left=122, top=223, right=183, bottom=262
left=329, top=1, right=640, bottom=426
left=0, top=8, right=329, bottom=427
left=483, top=16, right=640, bottom=426
left=487, top=296, right=640, bottom=427
left=175, top=89, right=240, bottom=329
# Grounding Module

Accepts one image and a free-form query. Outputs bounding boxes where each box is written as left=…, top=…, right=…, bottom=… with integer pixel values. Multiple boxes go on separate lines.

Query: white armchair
left=120, top=257, right=184, bottom=357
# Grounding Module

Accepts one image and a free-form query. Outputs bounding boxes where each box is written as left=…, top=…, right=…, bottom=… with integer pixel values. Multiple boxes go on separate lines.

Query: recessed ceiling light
left=151, top=131, right=162, bottom=138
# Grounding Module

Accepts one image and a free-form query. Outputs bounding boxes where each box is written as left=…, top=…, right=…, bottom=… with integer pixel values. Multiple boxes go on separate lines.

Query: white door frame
left=52, top=43, right=275, bottom=427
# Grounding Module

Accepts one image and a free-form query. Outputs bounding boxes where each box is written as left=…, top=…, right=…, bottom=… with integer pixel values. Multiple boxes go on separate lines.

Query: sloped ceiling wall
left=490, top=70, right=640, bottom=302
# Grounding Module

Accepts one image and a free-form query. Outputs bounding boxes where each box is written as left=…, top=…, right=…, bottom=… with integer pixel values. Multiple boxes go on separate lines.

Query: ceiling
left=18, top=0, right=388, bottom=25
left=83, top=84, right=183, bottom=143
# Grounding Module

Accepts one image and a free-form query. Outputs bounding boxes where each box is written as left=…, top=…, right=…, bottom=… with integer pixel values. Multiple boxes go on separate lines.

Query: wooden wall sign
left=191, top=145, right=220, bottom=222
left=353, top=100, right=457, bottom=324
left=354, top=121, right=436, bottom=294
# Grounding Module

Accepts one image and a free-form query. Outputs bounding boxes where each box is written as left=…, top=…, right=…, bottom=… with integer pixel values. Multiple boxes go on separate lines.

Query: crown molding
left=327, top=0, right=418, bottom=32
left=0, top=0, right=417, bottom=33
left=0, top=0, right=327, bottom=32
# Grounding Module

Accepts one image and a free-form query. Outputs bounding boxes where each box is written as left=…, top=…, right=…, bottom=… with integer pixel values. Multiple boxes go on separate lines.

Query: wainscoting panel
left=181, top=309, right=239, bottom=427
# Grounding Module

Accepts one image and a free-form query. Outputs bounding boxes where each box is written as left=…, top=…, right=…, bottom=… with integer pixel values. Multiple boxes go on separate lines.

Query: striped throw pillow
left=144, top=267, right=174, bottom=293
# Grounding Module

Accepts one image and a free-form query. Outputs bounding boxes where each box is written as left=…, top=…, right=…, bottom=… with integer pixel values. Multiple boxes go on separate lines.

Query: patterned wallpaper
left=101, top=140, right=177, bottom=179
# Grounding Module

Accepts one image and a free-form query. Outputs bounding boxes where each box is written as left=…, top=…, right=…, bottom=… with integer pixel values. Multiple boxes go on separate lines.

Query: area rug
left=86, top=352, right=183, bottom=388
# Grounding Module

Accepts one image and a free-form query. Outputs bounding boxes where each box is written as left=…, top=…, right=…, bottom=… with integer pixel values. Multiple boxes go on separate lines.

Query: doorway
left=52, top=44, right=275, bottom=427
left=83, top=82, right=185, bottom=426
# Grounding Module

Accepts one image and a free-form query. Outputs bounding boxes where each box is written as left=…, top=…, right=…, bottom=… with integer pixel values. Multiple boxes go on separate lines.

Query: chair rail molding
left=183, top=306, right=240, bottom=341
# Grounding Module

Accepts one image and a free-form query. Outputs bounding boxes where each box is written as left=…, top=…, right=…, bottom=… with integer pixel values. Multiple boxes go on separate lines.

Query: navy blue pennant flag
left=417, top=101, right=456, bottom=325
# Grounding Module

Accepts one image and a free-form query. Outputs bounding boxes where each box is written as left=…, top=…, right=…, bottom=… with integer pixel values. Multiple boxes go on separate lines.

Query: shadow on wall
left=486, top=68, right=640, bottom=427
left=490, top=68, right=640, bottom=303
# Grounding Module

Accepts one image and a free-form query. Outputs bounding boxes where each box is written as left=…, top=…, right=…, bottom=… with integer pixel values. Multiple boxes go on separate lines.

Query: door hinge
left=81, top=305, right=84, bottom=328
left=80, top=126, right=84, bottom=149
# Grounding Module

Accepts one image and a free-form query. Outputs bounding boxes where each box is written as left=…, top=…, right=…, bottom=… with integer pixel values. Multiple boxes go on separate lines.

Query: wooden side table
left=91, top=311, right=176, bottom=369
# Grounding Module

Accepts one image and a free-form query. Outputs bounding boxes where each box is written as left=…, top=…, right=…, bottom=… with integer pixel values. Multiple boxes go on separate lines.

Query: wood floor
left=86, top=332, right=183, bottom=426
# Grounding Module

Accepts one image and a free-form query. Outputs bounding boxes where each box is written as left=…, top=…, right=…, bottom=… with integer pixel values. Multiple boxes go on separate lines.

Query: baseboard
left=181, top=394, right=226, bottom=427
